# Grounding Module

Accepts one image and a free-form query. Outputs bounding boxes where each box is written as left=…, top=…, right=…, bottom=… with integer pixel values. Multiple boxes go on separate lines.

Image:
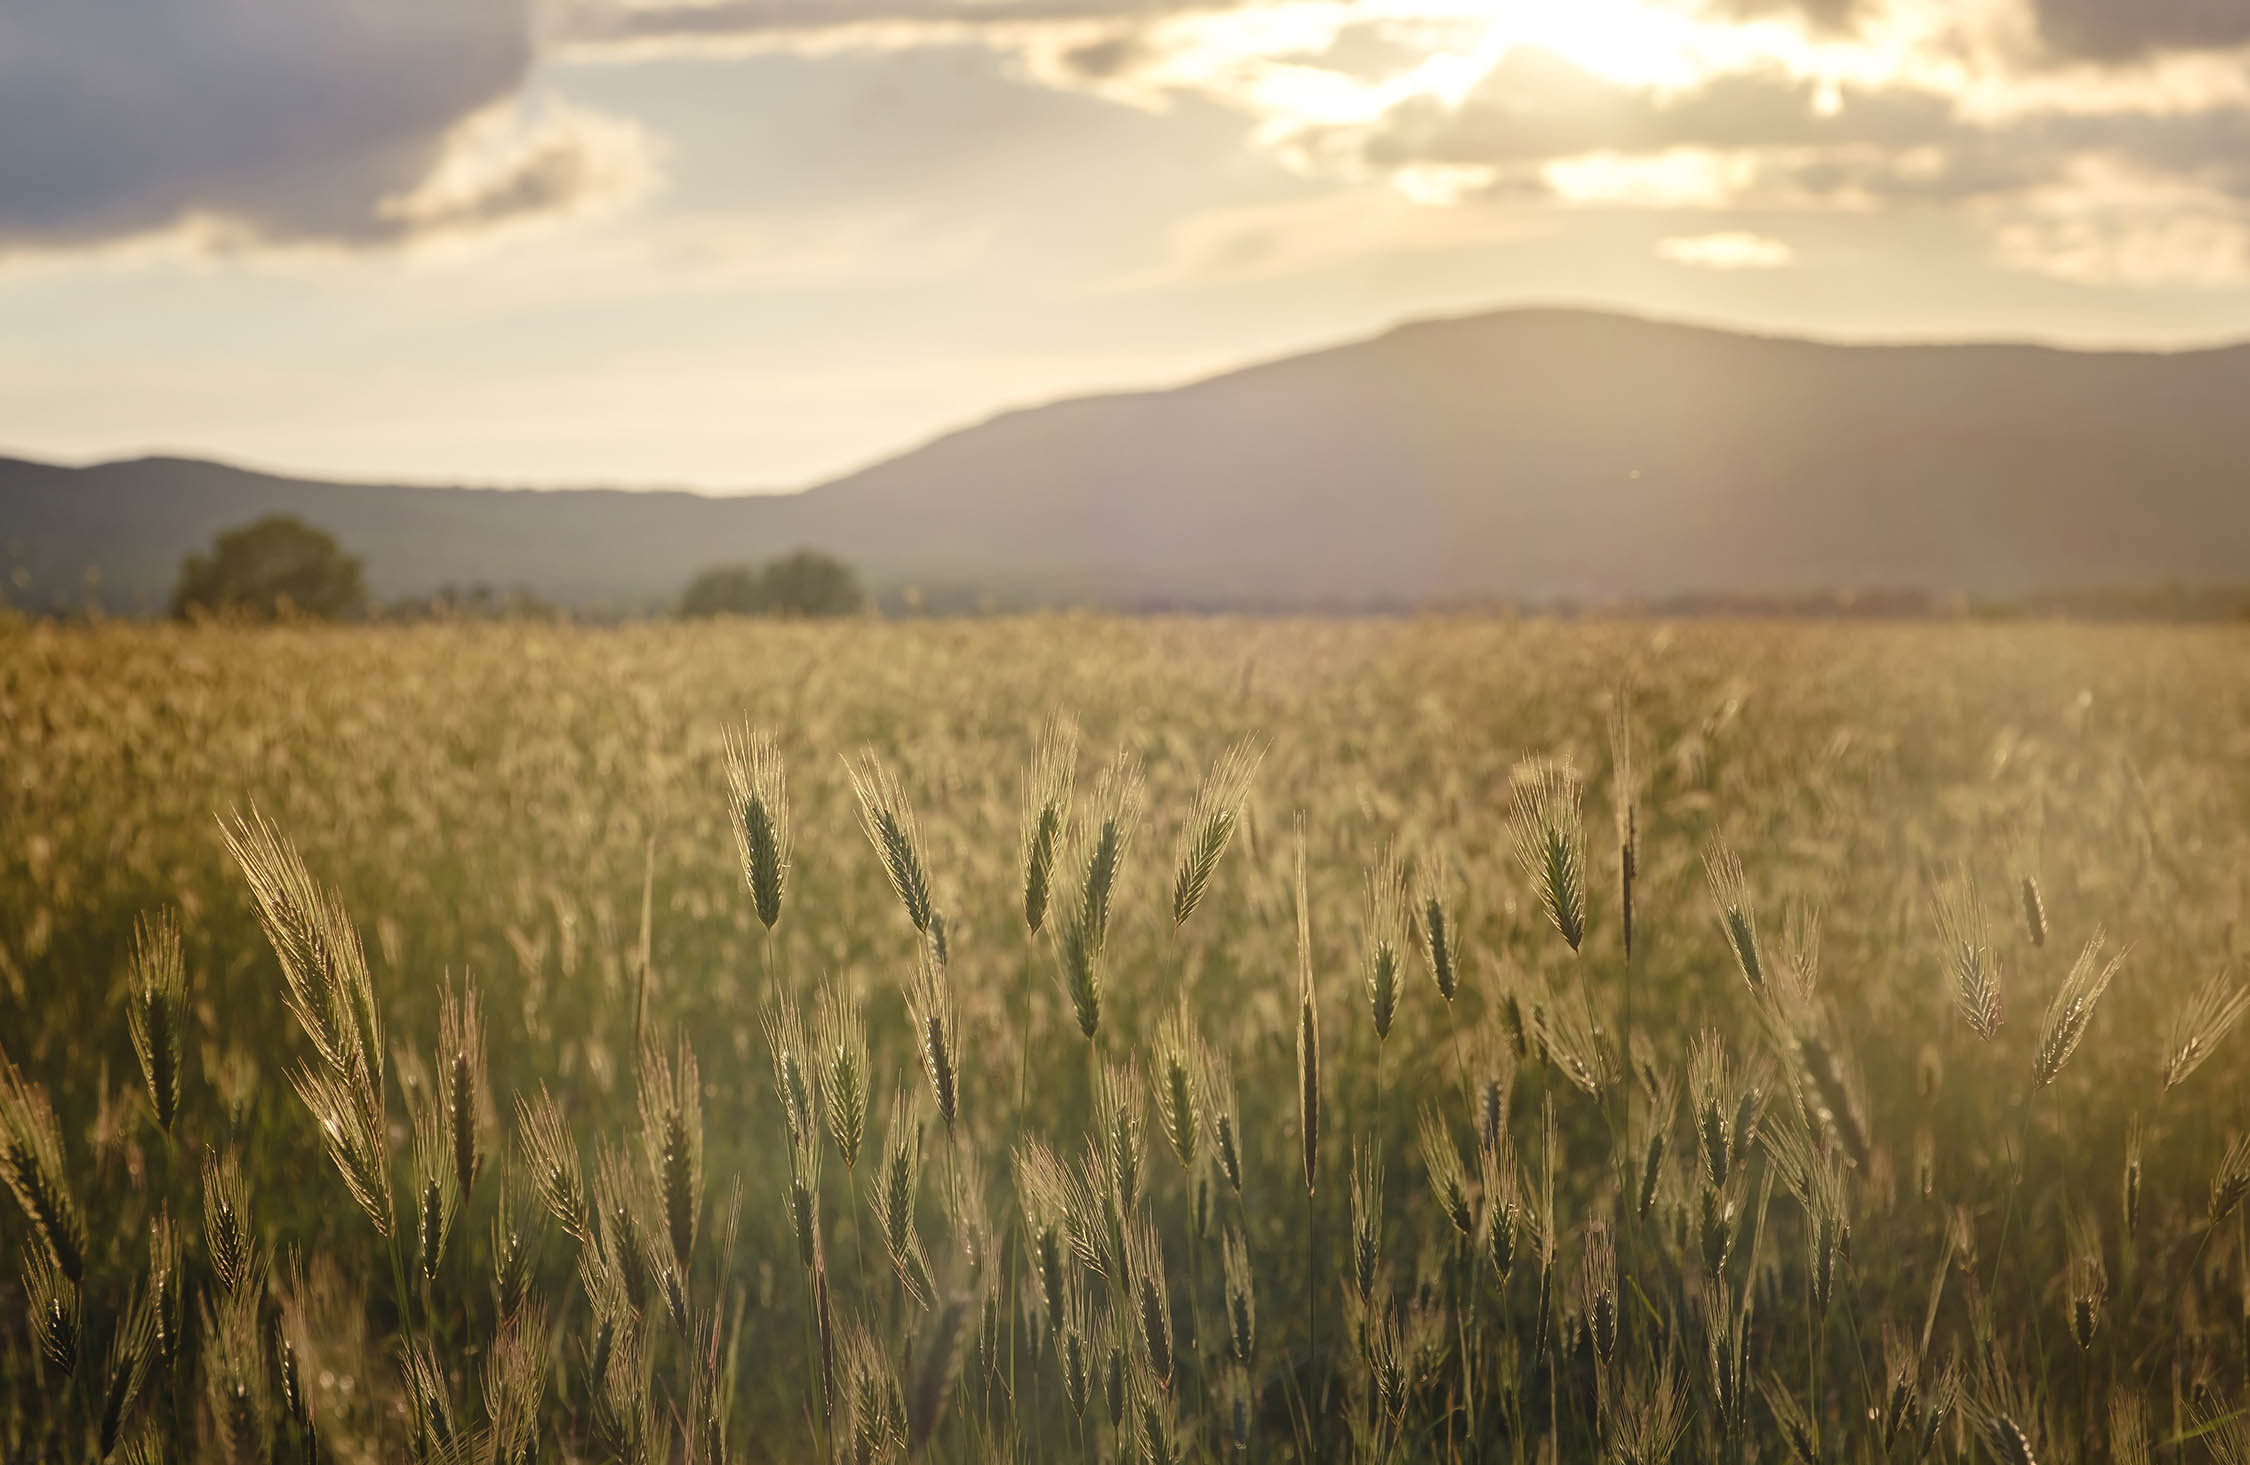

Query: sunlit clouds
left=6, top=0, right=2250, bottom=485
left=1658, top=230, right=1794, bottom=267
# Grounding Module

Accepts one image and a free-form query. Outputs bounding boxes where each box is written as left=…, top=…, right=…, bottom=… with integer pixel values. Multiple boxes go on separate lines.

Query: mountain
left=8, top=307, right=2250, bottom=614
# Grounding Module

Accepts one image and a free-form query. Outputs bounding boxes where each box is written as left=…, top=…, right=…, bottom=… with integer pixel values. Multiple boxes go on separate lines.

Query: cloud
left=1658, top=230, right=1794, bottom=267
left=2028, top=0, right=2250, bottom=62
left=0, top=0, right=646, bottom=255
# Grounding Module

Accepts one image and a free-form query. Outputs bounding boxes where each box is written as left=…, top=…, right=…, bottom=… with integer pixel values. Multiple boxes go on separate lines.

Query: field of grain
left=4, top=614, right=2249, bottom=1464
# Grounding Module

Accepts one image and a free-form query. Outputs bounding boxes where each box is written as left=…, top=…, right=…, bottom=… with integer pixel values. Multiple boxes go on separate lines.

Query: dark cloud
left=1693, top=0, right=2250, bottom=62
left=0, top=0, right=618, bottom=251
left=560, top=0, right=1228, bottom=47
left=2030, top=0, right=2250, bottom=61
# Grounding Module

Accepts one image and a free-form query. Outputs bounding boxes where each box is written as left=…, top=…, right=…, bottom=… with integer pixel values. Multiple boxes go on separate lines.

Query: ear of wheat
left=1220, top=1225, right=1256, bottom=1363
left=516, top=1083, right=588, bottom=1241
left=725, top=724, right=791, bottom=931
left=407, top=1084, right=457, bottom=1284
left=846, top=750, right=935, bottom=934
left=871, top=1089, right=932, bottom=1307
left=762, top=989, right=817, bottom=1152
left=2164, top=967, right=2250, bottom=1093
left=126, top=908, right=187, bottom=1135
left=902, top=945, right=959, bottom=1132
left=1057, top=750, right=1144, bottom=1041
left=1363, top=844, right=1408, bottom=1042
left=2033, top=929, right=2123, bottom=1087
left=0, top=1056, right=87, bottom=1282
left=1172, top=735, right=1265, bottom=927
left=636, top=1032, right=703, bottom=1279
left=222, top=808, right=385, bottom=1094
left=1702, top=839, right=1763, bottom=993
left=1349, top=1135, right=1382, bottom=1302
left=1153, top=1006, right=1201, bottom=1173
left=1933, top=869, right=2005, bottom=1041
left=437, top=973, right=486, bottom=1201
left=1022, top=711, right=1079, bottom=935
left=1418, top=1106, right=1474, bottom=1240
left=814, top=982, right=870, bottom=1171
left=1511, top=760, right=1586, bottom=953
left=1123, top=1217, right=1175, bottom=1386
left=225, top=812, right=395, bottom=1235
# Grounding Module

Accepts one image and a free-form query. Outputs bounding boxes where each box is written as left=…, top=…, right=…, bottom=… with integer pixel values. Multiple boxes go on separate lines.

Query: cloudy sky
left=6, top=0, right=2250, bottom=489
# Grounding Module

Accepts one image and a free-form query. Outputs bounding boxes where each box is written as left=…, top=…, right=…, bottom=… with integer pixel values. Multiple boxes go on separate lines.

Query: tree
left=679, top=550, right=864, bottom=619
left=172, top=515, right=366, bottom=621
left=678, top=564, right=769, bottom=618
left=760, top=549, right=864, bottom=617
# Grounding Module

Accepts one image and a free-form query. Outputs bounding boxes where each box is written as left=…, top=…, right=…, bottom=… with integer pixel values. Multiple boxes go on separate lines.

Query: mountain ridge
left=8, top=306, right=2250, bottom=614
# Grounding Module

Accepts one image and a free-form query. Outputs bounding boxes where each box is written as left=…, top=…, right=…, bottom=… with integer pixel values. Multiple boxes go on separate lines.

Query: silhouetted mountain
left=8, top=308, right=2250, bottom=614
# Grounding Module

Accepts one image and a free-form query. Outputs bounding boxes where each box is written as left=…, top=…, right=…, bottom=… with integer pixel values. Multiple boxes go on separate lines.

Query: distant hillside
left=8, top=308, right=2250, bottom=614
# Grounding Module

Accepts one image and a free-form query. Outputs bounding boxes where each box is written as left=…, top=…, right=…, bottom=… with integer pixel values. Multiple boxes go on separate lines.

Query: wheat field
left=4, top=614, right=2249, bottom=1464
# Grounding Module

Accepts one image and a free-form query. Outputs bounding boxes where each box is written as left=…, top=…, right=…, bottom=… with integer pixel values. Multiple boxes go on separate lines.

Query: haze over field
left=9, top=308, right=2250, bottom=613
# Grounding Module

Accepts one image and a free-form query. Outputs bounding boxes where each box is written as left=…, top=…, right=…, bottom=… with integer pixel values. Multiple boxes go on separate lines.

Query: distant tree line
left=678, top=550, right=864, bottom=618
left=97, top=512, right=2250, bottom=625
left=162, top=514, right=868, bottom=622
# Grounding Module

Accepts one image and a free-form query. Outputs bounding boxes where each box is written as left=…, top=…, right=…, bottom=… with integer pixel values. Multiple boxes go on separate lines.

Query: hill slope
left=8, top=308, right=2250, bottom=613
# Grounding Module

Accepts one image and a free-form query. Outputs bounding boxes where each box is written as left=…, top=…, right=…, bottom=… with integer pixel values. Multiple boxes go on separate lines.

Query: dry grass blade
left=97, top=1285, right=157, bottom=1455
left=1294, top=818, right=1321, bottom=1195
left=1172, top=734, right=1265, bottom=927
left=907, top=1293, right=975, bottom=1454
left=2109, top=1388, right=2152, bottom=1465
left=1610, top=691, right=1638, bottom=961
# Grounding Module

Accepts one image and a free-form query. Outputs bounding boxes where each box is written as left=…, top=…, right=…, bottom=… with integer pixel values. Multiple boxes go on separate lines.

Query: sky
left=5, top=0, right=2250, bottom=491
